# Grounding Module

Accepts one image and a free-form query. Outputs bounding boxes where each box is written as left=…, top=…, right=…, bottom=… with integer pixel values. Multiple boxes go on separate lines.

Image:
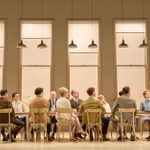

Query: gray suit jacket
left=112, top=94, right=137, bottom=123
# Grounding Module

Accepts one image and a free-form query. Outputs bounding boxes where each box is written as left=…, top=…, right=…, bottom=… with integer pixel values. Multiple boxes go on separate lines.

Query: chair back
left=0, top=108, right=12, bottom=124
left=30, top=107, right=48, bottom=123
left=85, top=108, right=102, bottom=127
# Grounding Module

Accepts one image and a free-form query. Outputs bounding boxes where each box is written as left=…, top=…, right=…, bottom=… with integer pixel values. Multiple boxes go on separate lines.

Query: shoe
left=2, top=136, right=8, bottom=141
left=77, top=133, right=85, bottom=139
left=103, top=137, right=110, bottom=141
left=90, top=133, right=93, bottom=141
left=11, top=138, right=15, bottom=142
left=79, top=130, right=87, bottom=137
left=117, top=136, right=122, bottom=141
left=130, top=135, right=136, bottom=141
left=123, top=135, right=128, bottom=140
left=71, top=137, right=77, bottom=141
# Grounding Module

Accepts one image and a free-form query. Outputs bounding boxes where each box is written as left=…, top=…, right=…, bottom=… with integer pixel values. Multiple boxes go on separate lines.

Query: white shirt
left=12, top=100, right=29, bottom=113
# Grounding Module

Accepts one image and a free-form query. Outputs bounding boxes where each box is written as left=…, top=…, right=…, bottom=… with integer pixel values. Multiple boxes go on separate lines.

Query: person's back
left=30, top=88, right=48, bottom=123
left=0, top=97, right=15, bottom=123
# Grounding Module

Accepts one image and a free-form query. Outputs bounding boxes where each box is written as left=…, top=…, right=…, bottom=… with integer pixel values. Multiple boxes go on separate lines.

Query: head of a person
left=143, top=90, right=150, bottom=99
left=12, top=92, right=20, bottom=102
left=122, top=86, right=130, bottom=95
left=50, top=91, right=57, bottom=100
left=58, top=87, right=69, bottom=98
left=71, top=90, right=79, bottom=99
left=119, top=91, right=124, bottom=96
left=97, top=95, right=106, bottom=104
left=0, top=89, right=8, bottom=99
left=87, top=87, right=95, bottom=96
left=34, top=87, right=43, bottom=96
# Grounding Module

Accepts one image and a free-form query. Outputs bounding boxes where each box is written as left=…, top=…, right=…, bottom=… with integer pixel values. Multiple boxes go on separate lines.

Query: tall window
left=115, top=20, right=147, bottom=107
left=21, top=21, right=52, bottom=99
left=68, top=21, right=99, bottom=99
left=0, top=21, right=4, bottom=90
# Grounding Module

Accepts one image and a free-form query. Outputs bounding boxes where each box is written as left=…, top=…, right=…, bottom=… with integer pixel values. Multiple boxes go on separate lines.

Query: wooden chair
left=85, top=108, right=102, bottom=141
left=0, top=108, right=13, bottom=142
left=56, top=108, right=73, bottom=141
left=29, top=107, right=48, bottom=142
left=118, top=108, right=136, bottom=141
left=139, top=114, right=150, bottom=139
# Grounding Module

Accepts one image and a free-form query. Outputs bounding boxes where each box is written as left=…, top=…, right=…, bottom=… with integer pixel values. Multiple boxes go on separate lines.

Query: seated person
left=29, top=87, right=50, bottom=141
left=0, top=90, right=25, bottom=142
left=48, top=91, right=57, bottom=141
left=112, top=86, right=137, bottom=141
left=79, top=87, right=110, bottom=141
left=70, top=90, right=82, bottom=112
left=12, top=92, right=28, bottom=138
left=56, top=87, right=86, bottom=141
left=140, top=89, right=150, bottom=140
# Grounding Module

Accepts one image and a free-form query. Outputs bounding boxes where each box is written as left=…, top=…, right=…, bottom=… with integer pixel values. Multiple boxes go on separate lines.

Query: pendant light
left=88, top=0, right=97, bottom=48
left=118, top=0, right=128, bottom=48
left=17, top=0, right=27, bottom=48
left=37, top=0, right=47, bottom=48
left=68, top=0, right=77, bottom=48
left=139, top=0, right=148, bottom=48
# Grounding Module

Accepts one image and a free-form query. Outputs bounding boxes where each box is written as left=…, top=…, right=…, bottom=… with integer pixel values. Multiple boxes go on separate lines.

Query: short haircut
left=119, top=91, right=124, bottom=96
left=34, top=87, right=43, bottom=95
left=0, top=89, right=8, bottom=97
left=71, top=90, right=75, bottom=96
left=87, top=87, right=95, bottom=96
left=12, top=92, right=18, bottom=98
left=58, top=87, right=68, bottom=97
left=143, top=90, right=150, bottom=97
left=122, top=86, right=130, bottom=95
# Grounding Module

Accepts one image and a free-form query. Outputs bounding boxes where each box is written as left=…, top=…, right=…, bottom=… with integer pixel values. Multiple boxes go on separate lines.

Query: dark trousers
left=1, top=118, right=25, bottom=138
left=47, top=116, right=57, bottom=136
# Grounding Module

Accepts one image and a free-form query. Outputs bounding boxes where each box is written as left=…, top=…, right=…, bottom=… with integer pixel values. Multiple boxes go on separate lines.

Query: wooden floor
left=0, top=140, right=150, bottom=150
left=0, top=132, right=150, bottom=150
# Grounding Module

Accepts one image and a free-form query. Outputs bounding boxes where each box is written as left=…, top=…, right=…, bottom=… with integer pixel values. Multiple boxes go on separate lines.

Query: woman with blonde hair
left=56, top=87, right=86, bottom=140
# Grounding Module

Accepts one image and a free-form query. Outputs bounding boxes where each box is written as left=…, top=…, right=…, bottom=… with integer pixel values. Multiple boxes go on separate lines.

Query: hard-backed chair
left=29, top=107, right=48, bottom=142
left=139, top=113, right=150, bottom=139
left=56, top=108, right=73, bottom=141
left=0, top=108, right=13, bottom=142
left=85, top=108, right=102, bottom=141
left=118, top=108, right=136, bottom=141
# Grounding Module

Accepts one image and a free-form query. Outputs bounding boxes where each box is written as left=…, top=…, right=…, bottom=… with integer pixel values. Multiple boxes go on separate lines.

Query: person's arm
left=111, top=99, right=119, bottom=117
left=140, top=102, right=144, bottom=111
left=79, top=101, right=84, bottom=114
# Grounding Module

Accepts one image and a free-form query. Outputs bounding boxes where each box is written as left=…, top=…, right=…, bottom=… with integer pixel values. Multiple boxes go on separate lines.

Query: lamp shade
left=88, top=40, right=97, bottom=48
left=37, top=40, right=47, bottom=48
left=119, top=39, right=128, bottom=48
left=139, top=39, right=148, bottom=48
left=68, top=40, right=77, bottom=48
left=17, top=40, right=27, bottom=48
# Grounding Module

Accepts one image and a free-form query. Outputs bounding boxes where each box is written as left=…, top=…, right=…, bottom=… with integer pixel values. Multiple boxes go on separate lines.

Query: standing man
left=48, top=91, right=57, bottom=141
left=0, top=90, right=25, bottom=142
left=70, top=90, right=82, bottom=112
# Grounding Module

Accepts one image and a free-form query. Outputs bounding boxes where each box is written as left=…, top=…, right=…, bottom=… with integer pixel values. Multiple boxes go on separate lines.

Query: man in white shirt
left=48, top=91, right=57, bottom=141
left=12, top=92, right=28, bottom=138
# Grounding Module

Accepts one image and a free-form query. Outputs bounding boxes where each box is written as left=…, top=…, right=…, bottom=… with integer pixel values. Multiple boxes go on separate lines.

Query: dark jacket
left=70, top=98, right=82, bottom=111
left=0, top=97, right=15, bottom=123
